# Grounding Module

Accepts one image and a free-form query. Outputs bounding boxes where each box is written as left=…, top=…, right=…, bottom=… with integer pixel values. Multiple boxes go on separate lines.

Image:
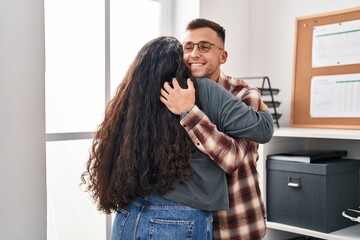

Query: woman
left=81, top=36, right=273, bottom=240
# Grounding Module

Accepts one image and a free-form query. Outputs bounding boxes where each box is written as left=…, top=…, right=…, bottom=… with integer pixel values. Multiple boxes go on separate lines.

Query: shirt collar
left=217, top=71, right=231, bottom=91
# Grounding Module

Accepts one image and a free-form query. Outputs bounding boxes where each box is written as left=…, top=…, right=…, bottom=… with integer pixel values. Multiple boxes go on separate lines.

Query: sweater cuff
left=180, top=105, right=205, bottom=131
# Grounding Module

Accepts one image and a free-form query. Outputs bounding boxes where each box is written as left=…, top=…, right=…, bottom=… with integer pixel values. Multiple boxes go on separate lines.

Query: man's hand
left=160, top=78, right=195, bottom=115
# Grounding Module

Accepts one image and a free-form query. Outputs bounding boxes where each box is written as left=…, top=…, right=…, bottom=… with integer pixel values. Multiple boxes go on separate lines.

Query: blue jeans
left=111, top=195, right=213, bottom=240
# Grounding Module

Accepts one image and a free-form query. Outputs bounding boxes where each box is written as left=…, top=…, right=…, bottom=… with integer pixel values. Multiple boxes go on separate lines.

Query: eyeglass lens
left=183, top=41, right=212, bottom=53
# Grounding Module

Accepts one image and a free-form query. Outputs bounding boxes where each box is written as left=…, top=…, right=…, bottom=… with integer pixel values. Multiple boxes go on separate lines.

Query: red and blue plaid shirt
left=181, top=72, right=267, bottom=240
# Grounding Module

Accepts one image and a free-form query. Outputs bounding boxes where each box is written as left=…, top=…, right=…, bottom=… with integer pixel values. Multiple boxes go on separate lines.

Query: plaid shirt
left=181, top=72, right=267, bottom=240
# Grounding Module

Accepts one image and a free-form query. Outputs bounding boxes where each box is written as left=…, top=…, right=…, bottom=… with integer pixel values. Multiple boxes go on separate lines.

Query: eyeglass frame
left=182, top=41, right=224, bottom=53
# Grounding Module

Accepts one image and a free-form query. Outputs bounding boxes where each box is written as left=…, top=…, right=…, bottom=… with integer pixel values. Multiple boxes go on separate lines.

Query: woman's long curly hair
left=81, top=36, right=199, bottom=214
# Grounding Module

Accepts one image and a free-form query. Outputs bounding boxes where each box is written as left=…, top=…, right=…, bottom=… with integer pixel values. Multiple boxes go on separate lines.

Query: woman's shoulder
left=196, top=77, right=217, bottom=87
left=196, top=77, right=235, bottom=99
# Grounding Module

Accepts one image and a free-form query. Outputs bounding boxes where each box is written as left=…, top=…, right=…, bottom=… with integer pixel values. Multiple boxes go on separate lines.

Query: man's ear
left=220, top=50, right=228, bottom=64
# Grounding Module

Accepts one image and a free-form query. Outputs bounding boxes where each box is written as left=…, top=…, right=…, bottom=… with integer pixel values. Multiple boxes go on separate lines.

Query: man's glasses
left=182, top=41, right=224, bottom=53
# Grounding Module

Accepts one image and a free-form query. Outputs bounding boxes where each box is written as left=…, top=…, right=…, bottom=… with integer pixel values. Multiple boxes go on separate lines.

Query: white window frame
left=45, top=1, right=173, bottom=239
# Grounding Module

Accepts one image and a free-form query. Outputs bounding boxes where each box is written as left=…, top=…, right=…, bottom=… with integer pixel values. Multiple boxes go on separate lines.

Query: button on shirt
left=181, top=72, right=268, bottom=240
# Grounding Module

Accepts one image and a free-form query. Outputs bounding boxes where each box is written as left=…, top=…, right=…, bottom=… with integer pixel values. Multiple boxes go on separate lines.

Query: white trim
left=154, top=0, right=174, bottom=35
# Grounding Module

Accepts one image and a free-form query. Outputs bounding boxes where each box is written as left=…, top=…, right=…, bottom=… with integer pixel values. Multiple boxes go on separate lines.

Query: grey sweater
left=163, top=78, right=274, bottom=211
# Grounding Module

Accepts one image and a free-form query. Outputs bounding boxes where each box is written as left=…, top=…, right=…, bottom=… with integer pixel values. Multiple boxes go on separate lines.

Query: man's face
left=183, top=27, right=227, bottom=81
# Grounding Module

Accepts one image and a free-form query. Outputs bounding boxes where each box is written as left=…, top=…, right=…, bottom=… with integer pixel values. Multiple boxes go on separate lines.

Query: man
left=165, top=18, right=269, bottom=240
left=184, top=18, right=268, bottom=240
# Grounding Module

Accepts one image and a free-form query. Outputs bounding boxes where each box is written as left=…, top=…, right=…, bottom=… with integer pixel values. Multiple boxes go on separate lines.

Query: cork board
left=290, top=7, right=360, bottom=129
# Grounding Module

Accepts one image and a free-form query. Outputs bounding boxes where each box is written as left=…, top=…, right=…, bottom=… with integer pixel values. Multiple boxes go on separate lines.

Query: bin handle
left=288, top=177, right=301, bottom=188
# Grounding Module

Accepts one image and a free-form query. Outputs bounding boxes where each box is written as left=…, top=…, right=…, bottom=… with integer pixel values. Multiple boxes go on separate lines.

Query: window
left=110, top=0, right=161, bottom=94
left=45, top=0, right=165, bottom=239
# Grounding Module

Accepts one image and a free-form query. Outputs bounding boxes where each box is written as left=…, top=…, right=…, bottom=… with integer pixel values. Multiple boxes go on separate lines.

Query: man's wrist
left=180, top=111, right=189, bottom=120
left=179, top=106, right=194, bottom=119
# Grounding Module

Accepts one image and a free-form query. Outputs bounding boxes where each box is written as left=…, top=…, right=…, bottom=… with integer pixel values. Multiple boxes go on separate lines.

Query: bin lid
left=266, top=159, right=360, bottom=175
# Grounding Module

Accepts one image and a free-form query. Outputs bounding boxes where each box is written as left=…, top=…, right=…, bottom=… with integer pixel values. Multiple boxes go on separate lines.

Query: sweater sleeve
left=196, top=78, right=274, bottom=144
left=180, top=105, right=249, bottom=173
left=180, top=83, right=265, bottom=173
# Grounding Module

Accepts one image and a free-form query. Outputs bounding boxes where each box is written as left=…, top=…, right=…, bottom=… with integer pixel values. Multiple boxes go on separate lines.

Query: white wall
left=200, top=0, right=251, bottom=78
left=173, top=0, right=200, bottom=41
left=176, top=0, right=360, bottom=127
left=0, top=0, right=46, bottom=239
left=249, top=0, right=360, bottom=127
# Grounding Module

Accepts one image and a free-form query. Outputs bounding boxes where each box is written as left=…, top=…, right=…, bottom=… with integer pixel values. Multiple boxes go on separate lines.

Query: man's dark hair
left=186, top=18, right=226, bottom=43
